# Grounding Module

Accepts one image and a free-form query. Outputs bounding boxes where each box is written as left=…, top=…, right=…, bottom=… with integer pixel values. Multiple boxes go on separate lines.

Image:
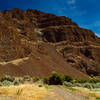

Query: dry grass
left=0, top=84, right=49, bottom=100
left=74, top=87, right=100, bottom=100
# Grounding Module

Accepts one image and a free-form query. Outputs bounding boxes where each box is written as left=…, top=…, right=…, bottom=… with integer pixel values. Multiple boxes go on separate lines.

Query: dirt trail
left=43, top=86, right=88, bottom=100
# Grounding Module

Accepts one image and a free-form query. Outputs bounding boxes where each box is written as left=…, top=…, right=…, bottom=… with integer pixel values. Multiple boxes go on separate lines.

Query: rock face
left=0, top=8, right=100, bottom=77
left=42, top=27, right=98, bottom=43
left=55, top=41, right=100, bottom=76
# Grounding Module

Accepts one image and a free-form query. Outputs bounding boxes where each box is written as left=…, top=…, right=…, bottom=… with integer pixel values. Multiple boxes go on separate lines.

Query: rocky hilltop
left=0, top=8, right=100, bottom=77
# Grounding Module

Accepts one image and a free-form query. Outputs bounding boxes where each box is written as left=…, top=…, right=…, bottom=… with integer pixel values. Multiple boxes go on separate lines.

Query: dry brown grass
left=0, top=84, right=49, bottom=100
left=74, top=87, right=100, bottom=100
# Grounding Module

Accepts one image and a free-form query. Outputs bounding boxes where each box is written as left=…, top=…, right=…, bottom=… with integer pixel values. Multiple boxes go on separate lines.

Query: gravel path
left=43, top=86, right=88, bottom=100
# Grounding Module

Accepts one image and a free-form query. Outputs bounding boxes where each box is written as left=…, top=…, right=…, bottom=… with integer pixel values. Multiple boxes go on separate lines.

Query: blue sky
left=0, top=0, right=100, bottom=37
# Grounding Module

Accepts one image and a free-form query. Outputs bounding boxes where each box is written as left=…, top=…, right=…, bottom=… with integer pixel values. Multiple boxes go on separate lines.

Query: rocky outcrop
left=0, top=8, right=100, bottom=77
left=55, top=41, right=100, bottom=76
left=1, top=8, right=99, bottom=43
left=42, top=26, right=98, bottom=43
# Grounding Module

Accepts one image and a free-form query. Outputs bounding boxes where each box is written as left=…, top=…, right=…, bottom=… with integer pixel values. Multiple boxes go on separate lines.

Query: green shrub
left=82, top=83, right=93, bottom=89
left=43, top=73, right=74, bottom=85
left=90, top=74, right=94, bottom=78
left=74, top=83, right=83, bottom=87
left=75, top=78, right=88, bottom=83
left=13, top=78, right=22, bottom=85
left=92, top=83, right=100, bottom=88
left=63, top=75, right=73, bottom=82
left=43, top=77, right=49, bottom=84
left=33, top=77, right=40, bottom=82
left=2, top=80, right=13, bottom=86
left=0, top=76, right=25, bottom=86
left=0, top=82, right=3, bottom=86
left=0, top=75, right=15, bottom=82
left=96, top=97, right=100, bottom=99
left=48, top=72, right=64, bottom=85
left=38, top=84, right=43, bottom=87
left=89, top=78, right=100, bottom=83
left=23, top=75, right=31, bottom=81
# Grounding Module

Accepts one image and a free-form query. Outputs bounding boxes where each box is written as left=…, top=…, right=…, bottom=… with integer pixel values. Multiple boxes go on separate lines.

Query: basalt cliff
left=0, top=8, right=100, bottom=78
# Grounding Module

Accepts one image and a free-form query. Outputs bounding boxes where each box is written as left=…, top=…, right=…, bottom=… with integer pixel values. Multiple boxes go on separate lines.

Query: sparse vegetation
left=0, top=73, right=99, bottom=92
left=0, top=75, right=24, bottom=86
left=96, top=97, right=100, bottom=99
left=75, top=78, right=88, bottom=83
left=38, top=84, right=43, bottom=87
left=63, top=82, right=74, bottom=87
left=33, top=77, right=40, bottom=82
left=65, top=86, right=77, bottom=91
left=44, top=72, right=64, bottom=85
left=0, top=75, right=15, bottom=82
left=23, top=75, right=31, bottom=81
left=63, top=75, right=73, bottom=82
left=43, top=77, right=49, bottom=84
left=0, top=73, right=99, bottom=100
left=13, top=78, right=23, bottom=85
left=89, top=78, right=100, bottom=83
left=43, top=72, right=100, bottom=87
left=16, top=89, right=23, bottom=96
left=89, top=93, right=100, bottom=99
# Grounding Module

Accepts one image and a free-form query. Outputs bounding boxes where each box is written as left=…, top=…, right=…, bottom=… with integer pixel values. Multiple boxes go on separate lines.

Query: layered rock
left=0, top=8, right=99, bottom=77
left=42, top=26, right=98, bottom=43
left=54, top=41, right=100, bottom=76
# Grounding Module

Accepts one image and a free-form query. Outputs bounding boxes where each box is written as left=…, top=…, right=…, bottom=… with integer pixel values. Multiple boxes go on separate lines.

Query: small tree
left=48, top=72, right=64, bottom=85
left=63, top=75, right=73, bottom=82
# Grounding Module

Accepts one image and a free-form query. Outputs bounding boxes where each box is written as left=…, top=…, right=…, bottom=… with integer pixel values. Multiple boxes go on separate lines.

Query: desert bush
left=89, top=78, right=100, bottom=83
left=2, top=80, right=13, bottom=86
left=43, top=77, right=49, bottom=84
left=43, top=73, right=74, bottom=85
left=0, top=75, right=15, bottom=82
left=90, top=74, right=94, bottom=78
left=92, top=83, right=100, bottom=88
left=38, top=84, right=43, bottom=87
left=82, top=83, right=93, bottom=89
left=48, top=72, right=64, bottom=85
left=63, top=75, right=73, bottom=82
left=0, top=75, right=26, bottom=86
left=0, top=82, right=3, bottom=86
left=13, top=78, right=22, bottom=85
left=33, top=77, right=40, bottom=82
left=74, top=83, right=83, bottom=87
left=63, top=82, right=74, bottom=87
left=23, top=75, right=31, bottom=81
left=75, top=78, right=88, bottom=83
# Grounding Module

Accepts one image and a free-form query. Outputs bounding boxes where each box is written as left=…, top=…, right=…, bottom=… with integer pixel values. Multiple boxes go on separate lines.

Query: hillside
left=0, top=8, right=100, bottom=77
